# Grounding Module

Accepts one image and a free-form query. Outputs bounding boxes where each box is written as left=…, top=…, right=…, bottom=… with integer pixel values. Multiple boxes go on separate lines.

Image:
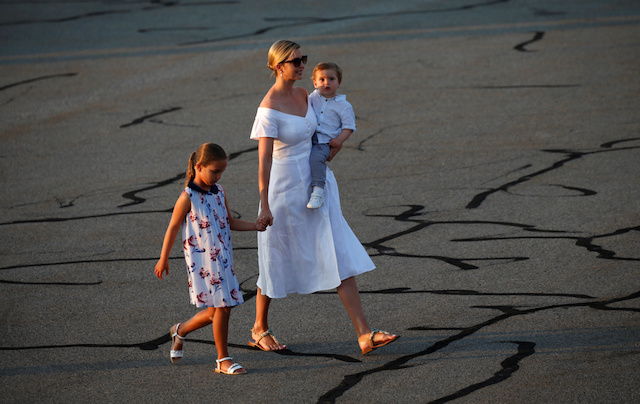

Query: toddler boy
left=307, top=62, right=355, bottom=209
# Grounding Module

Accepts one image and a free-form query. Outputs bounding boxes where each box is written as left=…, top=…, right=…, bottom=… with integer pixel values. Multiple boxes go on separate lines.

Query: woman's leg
left=251, top=287, right=286, bottom=350
left=336, top=276, right=397, bottom=351
left=171, top=307, right=215, bottom=352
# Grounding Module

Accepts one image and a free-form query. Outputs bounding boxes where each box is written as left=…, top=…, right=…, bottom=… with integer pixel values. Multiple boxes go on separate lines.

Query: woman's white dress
left=250, top=101, right=375, bottom=298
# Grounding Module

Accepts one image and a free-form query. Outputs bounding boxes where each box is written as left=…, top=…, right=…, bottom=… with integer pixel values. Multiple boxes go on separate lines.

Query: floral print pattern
left=181, top=182, right=244, bottom=308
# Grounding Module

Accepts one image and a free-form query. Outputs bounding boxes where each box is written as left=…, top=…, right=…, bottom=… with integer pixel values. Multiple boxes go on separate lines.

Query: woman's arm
left=257, top=136, right=275, bottom=226
left=154, top=192, right=191, bottom=279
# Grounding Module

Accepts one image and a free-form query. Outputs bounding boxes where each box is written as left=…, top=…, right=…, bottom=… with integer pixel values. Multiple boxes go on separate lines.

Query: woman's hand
left=258, top=207, right=274, bottom=227
left=255, top=217, right=269, bottom=231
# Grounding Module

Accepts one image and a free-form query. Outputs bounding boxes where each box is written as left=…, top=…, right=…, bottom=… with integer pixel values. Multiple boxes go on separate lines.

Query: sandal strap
left=217, top=357, right=244, bottom=374
left=251, top=328, right=279, bottom=345
left=172, top=323, right=185, bottom=340
left=226, top=363, right=244, bottom=374
left=369, top=328, right=391, bottom=342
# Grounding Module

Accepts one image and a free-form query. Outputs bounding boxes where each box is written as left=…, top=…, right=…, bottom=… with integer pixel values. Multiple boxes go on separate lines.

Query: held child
left=307, top=62, right=356, bottom=209
left=154, top=143, right=266, bottom=375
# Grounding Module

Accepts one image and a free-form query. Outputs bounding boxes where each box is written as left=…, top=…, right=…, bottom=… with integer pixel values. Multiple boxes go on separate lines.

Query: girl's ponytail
left=185, top=151, right=198, bottom=187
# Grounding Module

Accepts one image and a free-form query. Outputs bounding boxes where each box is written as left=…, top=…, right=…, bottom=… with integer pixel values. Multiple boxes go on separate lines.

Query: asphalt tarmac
left=1, top=1, right=639, bottom=403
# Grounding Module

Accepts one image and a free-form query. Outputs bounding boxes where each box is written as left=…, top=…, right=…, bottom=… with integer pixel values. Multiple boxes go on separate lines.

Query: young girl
left=154, top=143, right=266, bottom=375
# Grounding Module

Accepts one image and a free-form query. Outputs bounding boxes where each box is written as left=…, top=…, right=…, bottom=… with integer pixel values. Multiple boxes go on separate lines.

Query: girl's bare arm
left=154, top=192, right=191, bottom=279
left=223, top=186, right=267, bottom=232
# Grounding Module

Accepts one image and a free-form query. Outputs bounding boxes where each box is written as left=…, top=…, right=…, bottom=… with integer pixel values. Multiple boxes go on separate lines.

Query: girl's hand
left=255, top=219, right=267, bottom=232
left=258, top=208, right=273, bottom=227
left=154, top=260, right=169, bottom=279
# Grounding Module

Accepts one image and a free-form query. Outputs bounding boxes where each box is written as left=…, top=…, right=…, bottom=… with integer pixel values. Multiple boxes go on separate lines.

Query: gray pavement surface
left=1, top=0, right=639, bottom=403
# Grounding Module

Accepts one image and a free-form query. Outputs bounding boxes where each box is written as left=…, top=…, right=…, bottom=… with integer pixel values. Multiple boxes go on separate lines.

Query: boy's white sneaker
left=307, top=191, right=324, bottom=209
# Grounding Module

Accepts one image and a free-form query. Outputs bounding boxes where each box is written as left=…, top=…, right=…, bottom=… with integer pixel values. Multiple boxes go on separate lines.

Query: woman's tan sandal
left=170, top=323, right=185, bottom=364
left=248, top=328, right=285, bottom=351
left=360, top=329, right=399, bottom=355
left=215, top=357, right=246, bottom=375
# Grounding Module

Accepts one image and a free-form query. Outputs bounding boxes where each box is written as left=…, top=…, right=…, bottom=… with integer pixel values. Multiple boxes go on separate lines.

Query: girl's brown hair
left=185, top=143, right=227, bottom=187
left=267, top=40, right=300, bottom=77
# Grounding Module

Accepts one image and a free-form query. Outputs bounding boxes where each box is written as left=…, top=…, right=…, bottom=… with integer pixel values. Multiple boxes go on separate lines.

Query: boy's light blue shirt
left=309, top=89, right=356, bottom=144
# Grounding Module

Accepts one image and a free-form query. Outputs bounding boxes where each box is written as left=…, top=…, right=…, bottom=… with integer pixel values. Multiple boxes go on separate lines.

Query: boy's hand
left=329, top=138, right=344, bottom=148
left=327, top=138, right=344, bottom=161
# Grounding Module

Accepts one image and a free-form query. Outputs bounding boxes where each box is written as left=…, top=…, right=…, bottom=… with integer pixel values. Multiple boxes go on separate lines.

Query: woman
left=249, top=40, right=398, bottom=354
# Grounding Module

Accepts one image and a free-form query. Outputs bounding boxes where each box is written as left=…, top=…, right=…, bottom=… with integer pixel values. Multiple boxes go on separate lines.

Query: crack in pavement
left=466, top=138, right=640, bottom=209
left=1, top=133, right=638, bottom=402
left=316, top=290, right=639, bottom=403
left=514, top=31, right=545, bottom=51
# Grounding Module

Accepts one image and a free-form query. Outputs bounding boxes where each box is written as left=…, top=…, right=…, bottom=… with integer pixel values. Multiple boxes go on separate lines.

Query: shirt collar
left=188, top=181, right=218, bottom=194
left=313, top=89, right=346, bottom=102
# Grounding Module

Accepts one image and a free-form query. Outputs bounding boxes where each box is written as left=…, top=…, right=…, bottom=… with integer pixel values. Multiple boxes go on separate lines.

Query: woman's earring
left=279, top=71, right=283, bottom=77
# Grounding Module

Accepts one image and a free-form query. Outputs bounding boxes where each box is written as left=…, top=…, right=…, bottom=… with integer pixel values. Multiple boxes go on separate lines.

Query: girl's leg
left=171, top=307, right=214, bottom=352
left=211, top=307, right=245, bottom=373
left=251, top=287, right=286, bottom=350
left=336, top=276, right=397, bottom=351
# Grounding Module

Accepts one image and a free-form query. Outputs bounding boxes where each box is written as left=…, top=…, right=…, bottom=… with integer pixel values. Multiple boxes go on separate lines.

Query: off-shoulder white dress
left=250, top=101, right=375, bottom=298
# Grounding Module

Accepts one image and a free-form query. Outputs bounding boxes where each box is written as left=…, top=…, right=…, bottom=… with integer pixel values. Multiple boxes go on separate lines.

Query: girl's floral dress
left=181, top=182, right=244, bottom=308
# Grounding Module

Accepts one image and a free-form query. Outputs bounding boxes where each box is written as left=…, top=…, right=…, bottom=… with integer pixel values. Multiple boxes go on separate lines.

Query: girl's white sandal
left=215, top=357, right=246, bottom=375
left=170, top=323, right=185, bottom=364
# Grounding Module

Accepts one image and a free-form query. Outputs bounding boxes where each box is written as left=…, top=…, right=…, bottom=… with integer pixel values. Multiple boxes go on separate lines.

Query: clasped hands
left=255, top=209, right=273, bottom=231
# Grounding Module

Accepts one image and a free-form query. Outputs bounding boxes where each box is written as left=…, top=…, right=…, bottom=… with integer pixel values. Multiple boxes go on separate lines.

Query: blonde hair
left=267, top=40, right=300, bottom=77
left=313, top=62, right=343, bottom=83
left=185, top=143, right=227, bottom=187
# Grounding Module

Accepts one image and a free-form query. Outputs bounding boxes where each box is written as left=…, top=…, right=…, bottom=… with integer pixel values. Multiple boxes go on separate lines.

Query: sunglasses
left=282, top=55, right=308, bottom=67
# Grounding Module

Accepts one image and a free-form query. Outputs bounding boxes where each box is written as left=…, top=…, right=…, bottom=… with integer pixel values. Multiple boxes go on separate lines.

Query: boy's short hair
left=312, top=62, right=343, bottom=83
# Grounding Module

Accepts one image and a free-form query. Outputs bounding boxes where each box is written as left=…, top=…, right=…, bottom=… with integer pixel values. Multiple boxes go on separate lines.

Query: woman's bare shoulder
left=259, top=86, right=307, bottom=113
left=259, top=89, right=277, bottom=109
left=295, top=86, right=309, bottom=98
